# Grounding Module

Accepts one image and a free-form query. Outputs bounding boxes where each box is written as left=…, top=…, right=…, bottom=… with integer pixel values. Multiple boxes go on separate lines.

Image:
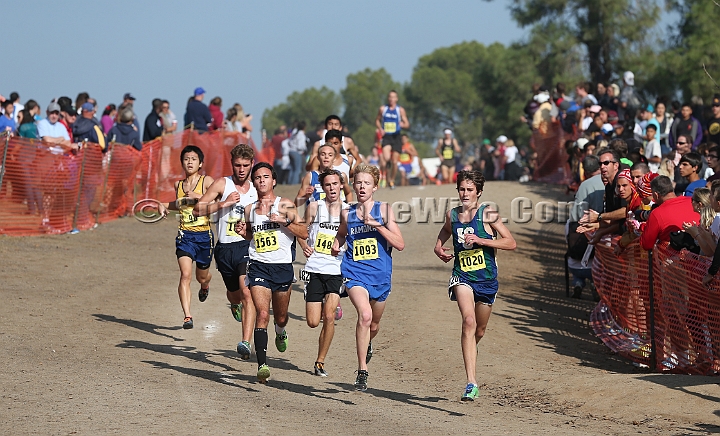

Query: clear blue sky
left=6, top=1, right=676, bottom=143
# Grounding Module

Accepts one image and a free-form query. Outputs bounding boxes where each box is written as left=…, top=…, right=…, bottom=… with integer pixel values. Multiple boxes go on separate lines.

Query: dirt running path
left=1, top=182, right=719, bottom=435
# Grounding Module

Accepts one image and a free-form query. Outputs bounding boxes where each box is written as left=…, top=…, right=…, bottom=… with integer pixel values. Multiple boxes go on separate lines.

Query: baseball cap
left=589, top=105, right=602, bottom=114
left=623, top=71, right=635, bottom=86
left=496, top=135, right=508, bottom=143
left=601, top=123, right=614, bottom=134
left=482, top=138, right=491, bottom=145
left=81, top=102, right=95, bottom=112
left=194, top=87, right=206, bottom=96
left=47, top=102, right=61, bottom=113
left=123, top=92, right=136, bottom=101
left=576, top=138, right=589, bottom=150
left=61, top=105, right=77, bottom=116
left=559, top=100, right=572, bottom=111
left=645, top=103, right=654, bottom=112
left=534, top=92, right=550, bottom=103
left=712, top=95, right=720, bottom=107
left=607, top=110, right=619, bottom=126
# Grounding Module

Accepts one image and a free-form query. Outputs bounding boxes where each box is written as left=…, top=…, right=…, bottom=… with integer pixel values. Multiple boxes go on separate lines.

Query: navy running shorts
left=246, top=261, right=294, bottom=292
left=176, top=230, right=213, bottom=269
left=448, top=276, right=498, bottom=305
left=214, top=240, right=250, bottom=292
left=304, top=272, right=344, bottom=303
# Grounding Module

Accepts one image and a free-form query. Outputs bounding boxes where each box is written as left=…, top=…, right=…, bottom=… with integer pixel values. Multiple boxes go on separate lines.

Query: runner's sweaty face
left=182, top=152, right=201, bottom=175
left=327, top=137, right=342, bottom=154
left=326, top=119, right=341, bottom=131
left=353, top=172, right=377, bottom=202
left=387, top=91, right=398, bottom=107
left=232, top=157, right=252, bottom=184
left=318, top=146, right=335, bottom=170
left=252, top=168, right=275, bottom=194
left=457, top=180, right=479, bottom=206
left=322, top=174, right=342, bottom=203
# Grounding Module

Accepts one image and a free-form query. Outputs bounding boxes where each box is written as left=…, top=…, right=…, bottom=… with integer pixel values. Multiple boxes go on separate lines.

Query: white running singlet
left=248, top=196, right=295, bottom=264
left=305, top=200, right=348, bottom=275
left=217, top=177, right=258, bottom=244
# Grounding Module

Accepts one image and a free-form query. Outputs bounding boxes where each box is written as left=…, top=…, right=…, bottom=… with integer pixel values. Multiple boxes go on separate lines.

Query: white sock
left=274, top=323, right=285, bottom=335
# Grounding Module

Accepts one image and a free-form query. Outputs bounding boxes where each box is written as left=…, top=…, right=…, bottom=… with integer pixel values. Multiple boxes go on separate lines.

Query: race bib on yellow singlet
left=353, top=238, right=379, bottom=260
left=383, top=122, right=397, bottom=134
left=180, top=208, right=206, bottom=226
left=458, top=248, right=486, bottom=272
left=254, top=230, right=279, bottom=253
left=314, top=232, right=334, bottom=255
left=443, top=148, right=454, bottom=160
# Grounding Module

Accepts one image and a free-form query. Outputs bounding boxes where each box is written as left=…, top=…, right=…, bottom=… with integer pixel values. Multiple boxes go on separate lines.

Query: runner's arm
left=305, top=141, right=320, bottom=171
left=399, top=107, right=410, bottom=130
left=295, top=172, right=314, bottom=207
left=274, top=199, right=308, bottom=239
left=434, top=211, right=454, bottom=262
left=298, top=202, right=317, bottom=256
left=375, top=203, right=405, bottom=251
left=453, top=139, right=461, bottom=153
left=466, top=208, right=516, bottom=251
left=331, top=209, right=349, bottom=256
left=375, top=107, right=384, bottom=131
left=345, top=137, right=361, bottom=170
left=435, top=140, right=443, bottom=159
left=194, top=177, right=232, bottom=217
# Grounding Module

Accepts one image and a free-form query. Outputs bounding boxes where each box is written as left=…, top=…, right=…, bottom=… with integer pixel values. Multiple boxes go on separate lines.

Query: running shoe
left=230, top=303, right=242, bottom=322
left=257, top=364, right=270, bottom=383
left=461, top=383, right=479, bottom=401
left=314, top=361, right=328, bottom=377
left=275, top=330, right=288, bottom=352
left=199, top=286, right=209, bottom=302
left=366, top=341, right=373, bottom=364
left=335, top=304, right=343, bottom=321
left=236, top=341, right=251, bottom=360
left=354, top=370, right=369, bottom=391
left=182, top=317, right=193, bottom=329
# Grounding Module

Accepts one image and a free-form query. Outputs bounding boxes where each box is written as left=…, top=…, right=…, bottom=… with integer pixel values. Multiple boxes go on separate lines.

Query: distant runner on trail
left=375, top=90, right=409, bottom=189
left=194, top=144, right=258, bottom=360
left=433, top=170, right=516, bottom=401
left=332, top=163, right=405, bottom=391
left=159, top=145, right=214, bottom=330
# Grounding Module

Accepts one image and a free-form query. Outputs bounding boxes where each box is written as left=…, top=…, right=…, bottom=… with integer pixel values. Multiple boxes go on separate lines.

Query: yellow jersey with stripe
left=177, top=175, right=211, bottom=232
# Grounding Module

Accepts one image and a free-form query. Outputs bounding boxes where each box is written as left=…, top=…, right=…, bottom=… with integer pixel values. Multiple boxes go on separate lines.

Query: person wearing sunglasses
left=705, top=146, right=720, bottom=186
left=577, top=148, right=630, bottom=244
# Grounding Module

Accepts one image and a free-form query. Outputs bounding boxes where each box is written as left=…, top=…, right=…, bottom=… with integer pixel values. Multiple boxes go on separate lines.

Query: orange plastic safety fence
left=652, top=242, right=720, bottom=375
left=532, top=122, right=572, bottom=184
left=0, top=129, right=265, bottom=236
left=591, top=237, right=720, bottom=375
left=591, top=237, right=652, bottom=367
left=0, top=137, right=141, bottom=236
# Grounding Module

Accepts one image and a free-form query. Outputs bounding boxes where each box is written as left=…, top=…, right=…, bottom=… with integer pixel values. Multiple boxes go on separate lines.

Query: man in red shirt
left=640, top=175, right=700, bottom=250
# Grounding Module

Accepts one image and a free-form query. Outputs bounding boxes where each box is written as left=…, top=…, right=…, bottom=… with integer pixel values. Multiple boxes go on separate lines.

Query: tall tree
left=508, top=0, right=660, bottom=85
left=261, top=86, right=341, bottom=136
left=341, top=68, right=400, bottom=155
left=665, top=0, right=720, bottom=100
left=405, top=41, right=540, bottom=146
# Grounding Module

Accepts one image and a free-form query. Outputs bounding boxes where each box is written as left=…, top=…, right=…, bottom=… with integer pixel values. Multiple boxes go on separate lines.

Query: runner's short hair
left=319, top=169, right=344, bottom=185
left=456, top=170, right=485, bottom=192
left=353, top=163, right=380, bottom=186
left=324, top=129, right=343, bottom=143
left=251, top=162, right=277, bottom=181
left=317, top=143, right=336, bottom=156
left=181, top=145, right=204, bottom=164
left=231, top=144, right=254, bottom=161
left=324, top=115, right=342, bottom=128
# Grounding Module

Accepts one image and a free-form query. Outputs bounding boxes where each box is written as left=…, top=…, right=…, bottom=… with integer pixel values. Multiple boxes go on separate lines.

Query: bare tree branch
left=703, top=63, right=720, bottom=90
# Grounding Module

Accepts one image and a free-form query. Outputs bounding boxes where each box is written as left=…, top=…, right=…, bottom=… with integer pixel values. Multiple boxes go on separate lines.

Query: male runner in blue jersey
left=375, top=90, right=409, bottom=189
